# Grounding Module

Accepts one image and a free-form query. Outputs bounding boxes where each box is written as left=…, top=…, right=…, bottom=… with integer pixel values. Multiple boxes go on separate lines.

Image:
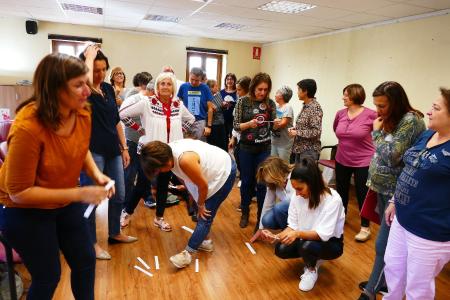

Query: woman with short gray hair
left=271, top=85, right=294, bottom=161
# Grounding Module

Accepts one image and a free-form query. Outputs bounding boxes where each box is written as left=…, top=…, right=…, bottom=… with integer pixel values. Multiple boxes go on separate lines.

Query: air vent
left=214, top=23, right=245, bottom=30
left=60, top=3, right=103, bottom=15
left=143, top=14, right=181, bottom=23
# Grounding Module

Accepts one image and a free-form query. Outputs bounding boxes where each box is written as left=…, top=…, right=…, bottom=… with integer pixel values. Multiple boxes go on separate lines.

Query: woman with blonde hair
left=250, top=156, right=295, bottom=242
left=110, top=66, right=126, bottom=106
left=119, top=72, right=195, bottom=231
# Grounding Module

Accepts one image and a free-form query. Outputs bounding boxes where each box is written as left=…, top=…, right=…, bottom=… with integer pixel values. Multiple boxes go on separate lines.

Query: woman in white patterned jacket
left=119, top=72, right=195, bottom=232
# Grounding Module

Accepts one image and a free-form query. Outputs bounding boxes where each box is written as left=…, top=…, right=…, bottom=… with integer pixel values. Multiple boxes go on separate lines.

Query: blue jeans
left=261, top=200, right=290, bottom=229
left=364, top=193, right=391, bottom=295
left=186, top=160, right=236, bottom=252
left=81, top=152, right=125, bottom=241
left=2, top=204, right=95, bottom=300
left=238, top=148, right=270, bottom=222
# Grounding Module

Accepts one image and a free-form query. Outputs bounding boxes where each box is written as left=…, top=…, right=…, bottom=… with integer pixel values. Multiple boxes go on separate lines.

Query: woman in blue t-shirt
left=383, top=88, right=450, bottom=300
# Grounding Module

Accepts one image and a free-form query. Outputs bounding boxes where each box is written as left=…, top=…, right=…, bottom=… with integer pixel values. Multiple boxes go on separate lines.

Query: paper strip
left=137, top=257, right=150, bottom=270
left=154, top=256, right=159, bottom=270
left=181, top=226, right=194, bottom=234
left=245, top=242, right=256, bottom=255
left=195, top=259, right=199, bottom=273
left=134, top=265, right=153, bottom=277
left=84, top=180, right=115, bottom=219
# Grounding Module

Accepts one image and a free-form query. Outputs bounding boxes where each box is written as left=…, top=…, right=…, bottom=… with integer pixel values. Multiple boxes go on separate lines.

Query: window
left=51, top=40, right=88, bottom=57
left=185, top=48, right=227, bottom=88
left=48, top=34, right=102, bottom=57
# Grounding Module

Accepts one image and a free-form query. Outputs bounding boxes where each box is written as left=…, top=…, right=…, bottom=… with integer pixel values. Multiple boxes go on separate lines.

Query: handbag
left=360, top=189, right=380, bottom=225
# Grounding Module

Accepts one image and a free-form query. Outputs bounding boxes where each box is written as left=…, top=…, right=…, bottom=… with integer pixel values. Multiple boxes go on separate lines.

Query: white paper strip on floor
left=137, top=257, right=150, bottom=269
left=245, top=242, right=256, bottom=255
left=134, top=265, right=153, bottom=277
left=181, top=225, right=194, bottom=234
left=154, top=256, right=160, bottom=270
left=195, top=259, right=199, bottom=273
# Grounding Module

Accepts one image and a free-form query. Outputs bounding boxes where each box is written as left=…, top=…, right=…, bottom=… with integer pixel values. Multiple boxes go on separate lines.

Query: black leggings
left=2, top=203, right=95, bottom=300
left=125, top=162, right=171, bottom=218
left=275, top=237, right=343, bottom=268
left=335, top=162, right=370, bottom=227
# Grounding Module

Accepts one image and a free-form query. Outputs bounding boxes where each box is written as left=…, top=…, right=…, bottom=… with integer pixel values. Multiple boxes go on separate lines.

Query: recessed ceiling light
left=214, top=23, right=245, bottom=30
left=258, top=1, right=316, bottom=14
left=143, top=14, right=182, bottom=23
left=60, top=3, right=103, bottom=15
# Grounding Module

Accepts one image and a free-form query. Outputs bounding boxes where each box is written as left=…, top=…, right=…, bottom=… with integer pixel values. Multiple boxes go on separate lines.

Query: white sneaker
left=120, top=210, right=131, bottom=228
left=198, top=239, right=214, bottom=252
left=170, top=250, right=192, bottom=268
left=237, top=180, right=241, bottom=188
left=299, top=267, right=318, bottom=292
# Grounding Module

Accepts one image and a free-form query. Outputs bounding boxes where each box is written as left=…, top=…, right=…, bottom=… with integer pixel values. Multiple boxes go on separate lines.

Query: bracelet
left=121, top=145, right=129, bottom=152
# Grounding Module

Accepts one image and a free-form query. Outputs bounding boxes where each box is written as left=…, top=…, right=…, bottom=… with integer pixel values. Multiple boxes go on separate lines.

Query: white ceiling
left=1, top=0, right=450, bottom=43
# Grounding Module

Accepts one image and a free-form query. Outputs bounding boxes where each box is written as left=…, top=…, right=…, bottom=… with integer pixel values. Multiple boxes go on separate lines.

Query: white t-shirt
left=287, top=188, right=345, bottom=241
left=170, top=139, right=232, bottom=202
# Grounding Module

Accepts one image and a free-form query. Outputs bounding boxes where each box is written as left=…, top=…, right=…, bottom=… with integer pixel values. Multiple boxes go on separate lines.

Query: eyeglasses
left=114, top=72, right=124, bottom=76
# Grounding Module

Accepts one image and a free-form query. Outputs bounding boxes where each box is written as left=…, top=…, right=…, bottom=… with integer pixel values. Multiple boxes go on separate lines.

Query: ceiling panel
left=403, top=0, right=450, bottom=10
left=0, top=0, right=447, bottom=43
left=306, top=0, right=396, bottom=12
left=335, top=12, right=391, bottom=25
left=367, top=3, right=435, bottom=17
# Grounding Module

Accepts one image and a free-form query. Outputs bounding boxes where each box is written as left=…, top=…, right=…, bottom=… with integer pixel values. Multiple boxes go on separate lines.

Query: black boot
left=239, top=212, right=249, bottom=228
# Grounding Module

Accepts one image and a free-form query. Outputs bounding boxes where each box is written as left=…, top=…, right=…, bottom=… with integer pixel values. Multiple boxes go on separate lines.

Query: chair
left=318, top=145, right=337, bottom=169
left=318, top=145, right=337, bottom=185
left=0, top=233, right=18, bottom=300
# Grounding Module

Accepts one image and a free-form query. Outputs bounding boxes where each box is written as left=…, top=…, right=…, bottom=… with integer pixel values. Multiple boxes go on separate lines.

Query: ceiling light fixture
left=258, top=1, right=316, bottom=14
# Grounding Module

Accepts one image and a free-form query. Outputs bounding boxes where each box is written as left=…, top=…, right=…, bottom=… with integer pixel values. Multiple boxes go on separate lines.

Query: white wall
left=0, top=16, right=261, bottom=85
left=261, top=13, right=450, bottom=147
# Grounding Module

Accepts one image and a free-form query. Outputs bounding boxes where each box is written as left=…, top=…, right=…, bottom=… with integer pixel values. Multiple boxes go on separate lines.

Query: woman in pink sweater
left=333, top=84, right=377, bottom=242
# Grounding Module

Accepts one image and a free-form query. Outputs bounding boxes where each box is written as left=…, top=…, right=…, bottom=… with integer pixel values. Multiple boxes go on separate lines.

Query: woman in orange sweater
left=0, top=53, right=113, bottom=300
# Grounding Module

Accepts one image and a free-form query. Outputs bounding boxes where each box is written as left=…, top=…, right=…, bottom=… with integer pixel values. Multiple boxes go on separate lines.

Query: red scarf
left=158, top=96, right=172, bottom=143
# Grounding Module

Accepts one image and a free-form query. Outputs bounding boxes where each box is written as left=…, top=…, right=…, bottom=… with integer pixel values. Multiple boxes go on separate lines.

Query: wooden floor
left=16, top=183, right=449, bottom=299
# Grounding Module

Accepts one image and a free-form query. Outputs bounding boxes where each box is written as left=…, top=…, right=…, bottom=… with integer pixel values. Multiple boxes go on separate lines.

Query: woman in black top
left=233, top=72, right=276, bottom=230
left=80, top=45, right=136, bottom=260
